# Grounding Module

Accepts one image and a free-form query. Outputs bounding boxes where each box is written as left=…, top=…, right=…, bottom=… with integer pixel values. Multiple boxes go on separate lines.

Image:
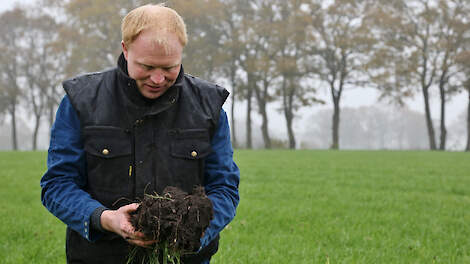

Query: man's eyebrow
left=138, top=62, right=181, bottom=68
left=165, top=63, right=181, bottom=68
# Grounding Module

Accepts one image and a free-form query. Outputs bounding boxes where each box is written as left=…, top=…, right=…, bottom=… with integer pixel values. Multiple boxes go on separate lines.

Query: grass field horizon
left=1, top=150, right=469, bottom=263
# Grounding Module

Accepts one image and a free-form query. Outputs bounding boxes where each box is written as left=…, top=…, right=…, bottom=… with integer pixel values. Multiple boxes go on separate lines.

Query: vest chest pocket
left=170, top=129, right=212, bottom=160
left=83, top=126, right=132, bottom=197
left=168, top=129, right=212, bottom=186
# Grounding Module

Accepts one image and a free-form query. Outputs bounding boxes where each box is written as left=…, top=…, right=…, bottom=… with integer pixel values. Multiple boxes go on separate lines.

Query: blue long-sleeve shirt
left=41, top=95, right=240, bottom=261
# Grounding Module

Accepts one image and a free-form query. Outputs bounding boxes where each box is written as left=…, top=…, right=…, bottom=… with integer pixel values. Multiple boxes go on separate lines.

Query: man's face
left=122, top=30, right=183, bottom=100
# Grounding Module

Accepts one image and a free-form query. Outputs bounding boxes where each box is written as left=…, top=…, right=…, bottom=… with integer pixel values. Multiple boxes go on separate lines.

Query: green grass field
left=1, top=150, right=469, bottom=263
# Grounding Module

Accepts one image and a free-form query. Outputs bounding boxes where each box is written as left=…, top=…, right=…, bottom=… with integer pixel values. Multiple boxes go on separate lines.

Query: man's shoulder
left=183, top=73, right=228, bottom=98
left=184, top=73, right=216, bottom=88
left=63, top=67, right=116, bottom=88
left=182, top=73, right=229, bottom=121
left=63, top=67, right=117, bottom=98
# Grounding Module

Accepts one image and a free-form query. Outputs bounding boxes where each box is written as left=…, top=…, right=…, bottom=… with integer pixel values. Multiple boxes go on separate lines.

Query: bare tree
left=432, top=0, right=470, bottom=150
left=218, top=0, right=247, bottom=148
left=455, top=51, right=470, bottom=151
left=227, top=0, right=257, bottom=149
left=234, top=0, right=278, bottom=149
left=22, top=11, right=62, bottom=150
left=46, top=0, right=138, bottom=76
left=172, top=0, right=225, bottom=81
left=305, top=0, right=375, bottom=149
left=263, top=0, right=321, bottom=149
left=0, top=8, right=27, bottom=150
left=369, top=0, right=470, bottom=150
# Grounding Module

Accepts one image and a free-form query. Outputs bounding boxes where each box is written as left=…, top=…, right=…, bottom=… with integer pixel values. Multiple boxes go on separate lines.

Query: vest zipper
left=131, top=126, right=136, bottom=199
left=130, top=119, right=143, bottom=199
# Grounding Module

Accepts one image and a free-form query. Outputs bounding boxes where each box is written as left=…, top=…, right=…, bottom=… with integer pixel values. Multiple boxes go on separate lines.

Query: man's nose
left=150, top=69, right=165, bottom=84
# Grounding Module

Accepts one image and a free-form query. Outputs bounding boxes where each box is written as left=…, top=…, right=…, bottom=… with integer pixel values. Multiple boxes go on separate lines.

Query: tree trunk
left=437, top=61, right=449, bottom=151
left=254, top=80, right=271, bottom=149
left=282, top=79, right=295, bottom=149
left=466, top=88, right=470, bottom=152
left=230, top=94, right=237, bottom=148
left=422, top=87, right=437, bottom=150
left=438, top=83, right=446, bottom=151
left=246, top=74, right=254, bottom=149
left=285, top=109, right=295, bottom=149
left=331, top=98, right=340, bottom=150
left=48, top=103, right=55, bottom=129
left=330, top=79, right=342, bottom=150
left=9, top=101, right=18, bottom=150
left=246, top=93, right=252, bottom=149
left=256, top=94, right=271, bottom=149
left=32, top=114, right=41, bottom=150
left=229, top=65, right=237, bottom=148
left=259, top=103, right=271, bottom=149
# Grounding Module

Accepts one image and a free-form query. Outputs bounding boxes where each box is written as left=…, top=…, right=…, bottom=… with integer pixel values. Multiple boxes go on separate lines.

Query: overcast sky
left=1, top=0, right=32, bottom=11
left=1, top=0, right=467, bottom=124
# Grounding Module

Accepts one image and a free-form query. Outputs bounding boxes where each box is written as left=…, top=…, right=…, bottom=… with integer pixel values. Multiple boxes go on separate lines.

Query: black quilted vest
left=63, top=54, right=228, bottom=264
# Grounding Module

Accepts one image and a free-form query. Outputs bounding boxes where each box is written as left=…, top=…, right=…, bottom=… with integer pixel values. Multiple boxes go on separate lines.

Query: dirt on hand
left=130, top=185, right=213, bottom=254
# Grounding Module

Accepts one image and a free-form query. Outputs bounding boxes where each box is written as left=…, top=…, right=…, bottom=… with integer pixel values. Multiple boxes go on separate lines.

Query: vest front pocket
left=83, top=126, right=132, bottom=206
left=168, top=129, right=212, bottom=190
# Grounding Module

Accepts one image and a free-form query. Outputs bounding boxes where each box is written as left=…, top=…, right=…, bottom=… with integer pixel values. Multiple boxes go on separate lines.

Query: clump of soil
left=130, top=186, right=213, bottom=254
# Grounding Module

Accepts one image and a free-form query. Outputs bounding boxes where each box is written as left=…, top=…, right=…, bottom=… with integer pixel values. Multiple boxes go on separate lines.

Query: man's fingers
left=123, top=230, right=154, bottom=243
left=126, top=238, right=156, bottom=248
left=122, top=203, right=140, bottom=213
left=134, top=231, right=147, bottom=239
left=115, top=203, right=148, bottom=243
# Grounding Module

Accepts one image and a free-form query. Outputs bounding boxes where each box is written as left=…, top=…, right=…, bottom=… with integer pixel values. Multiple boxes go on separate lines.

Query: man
left=40, top=4, right=239, bottom=264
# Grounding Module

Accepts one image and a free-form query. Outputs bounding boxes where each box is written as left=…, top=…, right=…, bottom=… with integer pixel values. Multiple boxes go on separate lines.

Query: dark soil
left=130, top=186, right=213, bottom=254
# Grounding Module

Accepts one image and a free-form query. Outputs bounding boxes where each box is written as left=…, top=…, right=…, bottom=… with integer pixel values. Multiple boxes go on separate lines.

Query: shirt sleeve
left=40, top=95, right=106, bottom=241
left=200, top=109, right=240, bottom=250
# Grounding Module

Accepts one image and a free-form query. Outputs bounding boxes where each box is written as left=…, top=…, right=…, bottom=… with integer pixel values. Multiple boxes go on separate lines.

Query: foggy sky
left=1, top=0, right=466, bottom=123
left=1, top=0, right=468, bottom=151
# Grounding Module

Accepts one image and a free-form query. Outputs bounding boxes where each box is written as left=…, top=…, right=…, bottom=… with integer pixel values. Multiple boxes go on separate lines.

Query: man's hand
left=100, top=203, right=156, bottom=247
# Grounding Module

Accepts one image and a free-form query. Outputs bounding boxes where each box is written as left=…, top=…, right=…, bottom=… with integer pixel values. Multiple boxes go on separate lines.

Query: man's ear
left=121, top=41, right=129, bottom=60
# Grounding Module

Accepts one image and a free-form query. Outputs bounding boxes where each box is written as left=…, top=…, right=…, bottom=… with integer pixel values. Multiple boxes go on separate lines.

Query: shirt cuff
left=90, top=206, right=108, bottom=233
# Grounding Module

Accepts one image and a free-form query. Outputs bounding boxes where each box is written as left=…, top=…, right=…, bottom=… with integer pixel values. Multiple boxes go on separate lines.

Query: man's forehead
left=135, top=29, right=183, bottom=56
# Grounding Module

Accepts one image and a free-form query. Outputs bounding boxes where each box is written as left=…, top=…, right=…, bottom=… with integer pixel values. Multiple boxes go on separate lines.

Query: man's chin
left=137, top=87, right=166, bottom=100
left=142, top=91, right=163, bottom=99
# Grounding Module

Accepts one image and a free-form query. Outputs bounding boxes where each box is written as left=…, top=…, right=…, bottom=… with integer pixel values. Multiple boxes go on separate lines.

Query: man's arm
left=200, top=109, right=240, bottom=248
left=40, top=95, right=105, bottom=241
left=41, top=95, right=156, bottom=246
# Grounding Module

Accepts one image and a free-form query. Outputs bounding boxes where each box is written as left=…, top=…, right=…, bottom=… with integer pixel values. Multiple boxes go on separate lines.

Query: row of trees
left=1, top=0, right=470, bottom=151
